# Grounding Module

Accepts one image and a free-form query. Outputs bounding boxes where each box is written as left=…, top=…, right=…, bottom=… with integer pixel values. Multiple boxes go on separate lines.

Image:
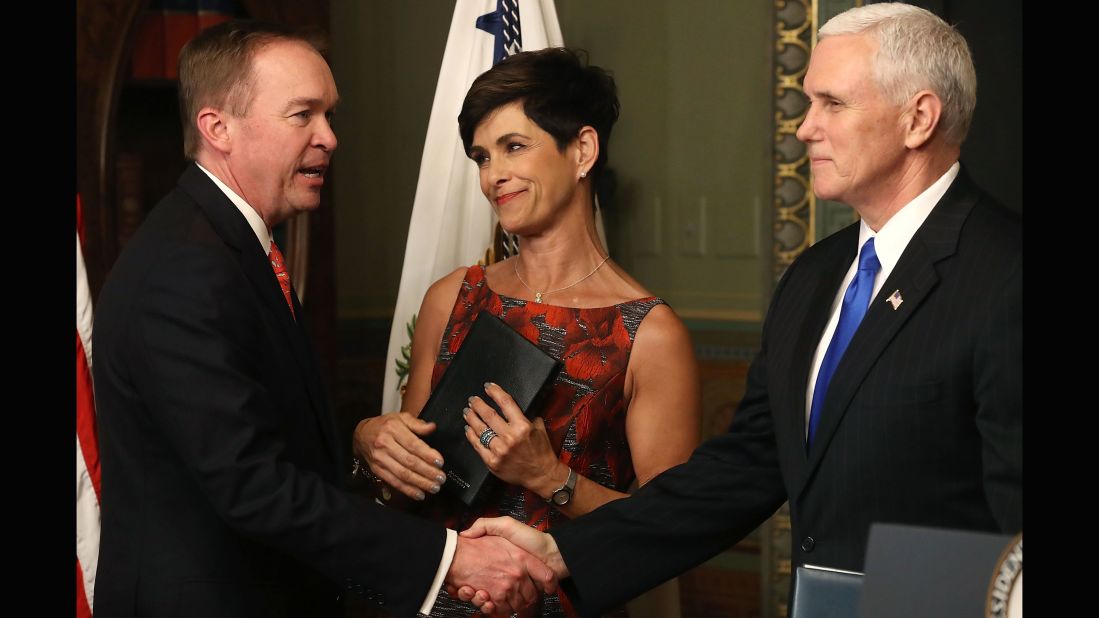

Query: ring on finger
left=478, top=428, right=497, bottom=448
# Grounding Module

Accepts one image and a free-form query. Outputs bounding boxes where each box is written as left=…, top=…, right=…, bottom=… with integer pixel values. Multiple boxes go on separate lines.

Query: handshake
left=443, top=516, right=571, bottom=616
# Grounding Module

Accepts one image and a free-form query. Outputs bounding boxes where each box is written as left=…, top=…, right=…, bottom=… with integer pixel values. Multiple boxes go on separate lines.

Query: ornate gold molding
left=771, top=0, right=815, bottom=285
left=765, top=3, right=815, bottom=614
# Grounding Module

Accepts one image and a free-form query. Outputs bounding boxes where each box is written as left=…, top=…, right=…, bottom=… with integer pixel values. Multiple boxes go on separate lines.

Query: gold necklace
left=512, top=255, right=610, bottom=303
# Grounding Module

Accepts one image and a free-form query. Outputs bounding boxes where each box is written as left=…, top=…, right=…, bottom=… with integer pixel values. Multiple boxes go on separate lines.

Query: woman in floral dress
left=353, top=48, right=701, bottom=618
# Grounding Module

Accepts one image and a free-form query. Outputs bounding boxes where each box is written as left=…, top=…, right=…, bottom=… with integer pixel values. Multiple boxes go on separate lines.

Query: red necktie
left=268, top=240, right=296, bottom=320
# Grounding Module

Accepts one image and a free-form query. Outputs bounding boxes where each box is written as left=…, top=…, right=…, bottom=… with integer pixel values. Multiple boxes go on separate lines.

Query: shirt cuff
left=419, top=528, right=458, bottom=615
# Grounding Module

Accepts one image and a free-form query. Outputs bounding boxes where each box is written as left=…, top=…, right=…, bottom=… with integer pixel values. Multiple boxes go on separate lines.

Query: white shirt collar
left=195, top=162, right=272, bottom=255
left=857, top=161, right=960, bottom=281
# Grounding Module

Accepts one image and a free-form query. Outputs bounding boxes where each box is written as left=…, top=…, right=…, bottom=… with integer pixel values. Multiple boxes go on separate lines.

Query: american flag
left=886, top=289, right=904, bottom=311
left=76, top=194, right=101, bottom=617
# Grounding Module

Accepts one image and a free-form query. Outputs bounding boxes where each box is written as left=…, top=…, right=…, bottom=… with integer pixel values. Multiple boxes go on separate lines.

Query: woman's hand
left=353, top=413, right=447, bottom=501
left=463, top=382, right=567, bottom=498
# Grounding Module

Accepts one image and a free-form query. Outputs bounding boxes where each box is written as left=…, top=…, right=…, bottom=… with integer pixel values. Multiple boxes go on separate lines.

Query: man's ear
left=196, top=107, right=232, bottom=155
left=903, top=90, right=943, bottom=149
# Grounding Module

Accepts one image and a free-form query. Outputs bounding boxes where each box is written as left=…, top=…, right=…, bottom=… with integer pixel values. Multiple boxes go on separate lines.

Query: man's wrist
left=351, top=418, right=372, bottom=459
left=543, top=533, right=570, bottom=579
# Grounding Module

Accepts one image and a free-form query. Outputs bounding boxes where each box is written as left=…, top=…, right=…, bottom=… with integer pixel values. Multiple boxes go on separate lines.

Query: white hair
left=820, top=2, right=976, bottom=145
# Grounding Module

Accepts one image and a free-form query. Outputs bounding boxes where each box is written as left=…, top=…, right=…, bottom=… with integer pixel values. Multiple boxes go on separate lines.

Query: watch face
left=552, top=490, right=570, bottom=505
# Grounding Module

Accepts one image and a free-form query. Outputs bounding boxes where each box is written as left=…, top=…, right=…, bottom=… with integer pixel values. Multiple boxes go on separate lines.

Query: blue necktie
left=807, top=237, right=881, bottom=448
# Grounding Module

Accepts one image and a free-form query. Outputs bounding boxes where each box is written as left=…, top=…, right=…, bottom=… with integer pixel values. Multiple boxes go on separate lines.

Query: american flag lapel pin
left=886, top=289, right=903, bottom=311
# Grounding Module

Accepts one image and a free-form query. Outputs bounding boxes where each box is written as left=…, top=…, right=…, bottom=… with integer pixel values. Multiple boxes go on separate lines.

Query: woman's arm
left=351, top=267, right=467, bottom=500
left=463, top=303, right=701, bottom=518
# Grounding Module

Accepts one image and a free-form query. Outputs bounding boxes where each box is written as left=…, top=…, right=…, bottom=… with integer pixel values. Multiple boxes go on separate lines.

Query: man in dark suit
left=456, top=4, right=1022, bottom=614
left=93, top=20, right=552, bottom=617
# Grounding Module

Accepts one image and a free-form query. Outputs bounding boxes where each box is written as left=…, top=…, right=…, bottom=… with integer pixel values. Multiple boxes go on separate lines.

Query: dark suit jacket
left=94, top=164, right=445, bottom=618
left=550, top=168, right=1022, bottom=616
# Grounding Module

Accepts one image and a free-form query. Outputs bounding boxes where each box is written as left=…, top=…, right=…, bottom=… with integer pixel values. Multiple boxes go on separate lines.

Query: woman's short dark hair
left=458, top=47, right=620, bottom=181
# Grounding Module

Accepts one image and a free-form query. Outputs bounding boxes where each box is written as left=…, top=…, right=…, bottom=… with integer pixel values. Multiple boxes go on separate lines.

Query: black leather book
left=419, top=311, right=561, bottom=506
left=790, top=564, right=864, bottom=618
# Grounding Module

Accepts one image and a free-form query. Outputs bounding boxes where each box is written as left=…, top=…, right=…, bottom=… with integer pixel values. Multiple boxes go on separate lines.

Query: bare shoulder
left=420, top=267, right=469, bottom=317
left=631, top=302, right=692, bottom=352
left=626, top=302, right=697, bottom=392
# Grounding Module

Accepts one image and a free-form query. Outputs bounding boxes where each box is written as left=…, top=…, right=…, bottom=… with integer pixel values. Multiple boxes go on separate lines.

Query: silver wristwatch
left=547, top=467, right=577, bottom=506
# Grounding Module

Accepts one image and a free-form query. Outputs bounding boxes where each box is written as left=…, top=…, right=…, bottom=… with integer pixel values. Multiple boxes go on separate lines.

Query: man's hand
left=444, top=532, right=557, bottom=615
left=451, top=517, right=570, bottom=608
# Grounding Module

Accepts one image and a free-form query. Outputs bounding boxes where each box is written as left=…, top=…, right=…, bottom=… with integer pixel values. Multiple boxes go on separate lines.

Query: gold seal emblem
left=987, top=533, right=1022, bottom=618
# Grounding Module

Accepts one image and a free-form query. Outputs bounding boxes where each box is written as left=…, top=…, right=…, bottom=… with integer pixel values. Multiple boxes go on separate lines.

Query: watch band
left=548, top=467, right=577, bottom=505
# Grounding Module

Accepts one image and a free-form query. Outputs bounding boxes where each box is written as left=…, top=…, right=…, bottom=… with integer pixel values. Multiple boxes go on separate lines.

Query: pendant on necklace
left=534, top=291, right=544, bottom=303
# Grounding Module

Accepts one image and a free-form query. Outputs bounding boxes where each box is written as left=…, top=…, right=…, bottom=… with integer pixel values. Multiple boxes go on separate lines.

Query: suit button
left=801, top=536, right=815, bottom=552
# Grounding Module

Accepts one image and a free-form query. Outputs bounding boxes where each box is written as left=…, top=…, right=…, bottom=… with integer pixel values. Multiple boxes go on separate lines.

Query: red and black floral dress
left=423, top=265, right=665, bottom=618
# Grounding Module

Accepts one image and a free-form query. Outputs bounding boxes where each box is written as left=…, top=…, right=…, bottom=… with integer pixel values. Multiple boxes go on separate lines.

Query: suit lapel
left=799, top=168, right=980, bottom=489
left=288, top=289, right=343, bottom=471
left=177, top=164, right=340, bottom=467
left=240, top=234, right=340, bottom=467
